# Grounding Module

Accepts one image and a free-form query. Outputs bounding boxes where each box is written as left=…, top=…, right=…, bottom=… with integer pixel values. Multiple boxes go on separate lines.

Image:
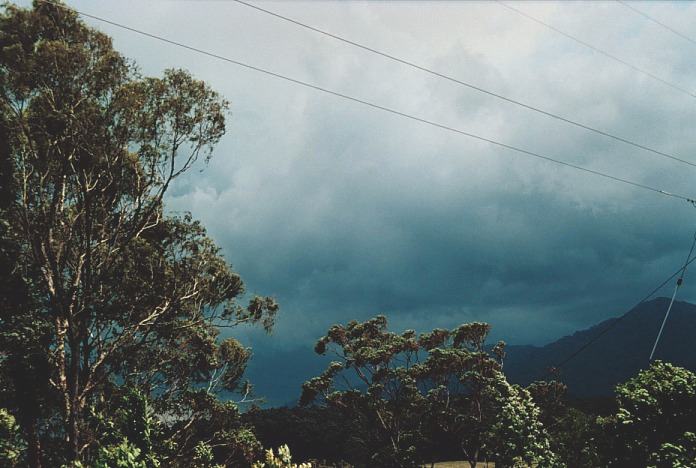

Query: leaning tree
left=0, top=2, right=277, bottom=466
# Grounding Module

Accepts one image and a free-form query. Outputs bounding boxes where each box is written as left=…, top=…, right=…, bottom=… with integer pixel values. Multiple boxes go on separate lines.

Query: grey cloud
left=38, top=0, right=696, bottom=403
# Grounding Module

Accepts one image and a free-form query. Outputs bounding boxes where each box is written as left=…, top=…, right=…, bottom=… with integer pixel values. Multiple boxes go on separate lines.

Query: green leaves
left=252, top=444, right=311, bottom=468
left=649, top=432, right=696, bottom=468
left=93, top=439, right=149, bottom=468
left=302, top=316, right=556, bottom=467
left=599, top=361, right=696, bottom=467
left=451, top=322, right=491, bottom=351
left=0, top=409, right=25, bottom=467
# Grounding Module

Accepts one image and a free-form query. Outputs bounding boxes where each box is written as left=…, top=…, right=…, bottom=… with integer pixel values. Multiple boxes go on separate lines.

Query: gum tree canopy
left=301, top=317, right=558, bottom=468
left=0, top=2, right=277, bottom=466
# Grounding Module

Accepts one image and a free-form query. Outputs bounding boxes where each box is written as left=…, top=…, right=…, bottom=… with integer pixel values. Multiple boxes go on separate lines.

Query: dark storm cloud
left=47, top=0, right=696, bottom=403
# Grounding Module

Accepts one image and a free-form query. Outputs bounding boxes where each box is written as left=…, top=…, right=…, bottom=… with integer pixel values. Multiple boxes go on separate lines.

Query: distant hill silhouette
left=247, top=298, right=696, bottom=406
left=504, top=298, right=696, bottom=396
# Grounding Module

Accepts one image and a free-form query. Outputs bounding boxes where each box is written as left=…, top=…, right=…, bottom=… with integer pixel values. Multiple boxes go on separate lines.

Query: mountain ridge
left=504, top=297, right=696, bottom=396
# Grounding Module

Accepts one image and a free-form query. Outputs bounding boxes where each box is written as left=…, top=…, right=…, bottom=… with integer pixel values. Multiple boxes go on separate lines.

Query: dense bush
left=598, top=361, right=696, bottom=467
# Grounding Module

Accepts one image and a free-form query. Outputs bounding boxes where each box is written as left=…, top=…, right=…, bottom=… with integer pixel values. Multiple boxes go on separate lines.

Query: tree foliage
left=0, top=407, right=24, bottom=466
left=252, top=445, right=311, bottom=468
left=527, top=381, right=600, bottom=467
left=301, top=316, right=557, bottom=467
left=598, top=360, right=696, bottom=467
left=0, top=2, right=277, bottom=466
left=648, top=431, right=696, bottom=468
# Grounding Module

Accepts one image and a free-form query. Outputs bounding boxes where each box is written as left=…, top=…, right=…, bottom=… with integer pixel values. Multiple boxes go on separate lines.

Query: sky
left=23, top=0, right=696, bottom=405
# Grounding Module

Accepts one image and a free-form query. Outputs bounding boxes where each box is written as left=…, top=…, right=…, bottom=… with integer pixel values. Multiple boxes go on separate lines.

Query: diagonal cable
left=497, top=0, right=696, bottom=100
left=616, top=0, right=696, bottom=47
left=231, top=0, right=696, bottom=169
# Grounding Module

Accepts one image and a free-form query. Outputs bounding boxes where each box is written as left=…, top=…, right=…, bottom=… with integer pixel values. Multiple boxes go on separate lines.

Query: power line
left=616, top=0, right=696, bottom=47
left=36, top=0, right=696, bottom=205
left=497, top=1, right=696, bottom=100
left=230, top=0, right=696, bottom=170
left=552, top=252, right=696, bottom=371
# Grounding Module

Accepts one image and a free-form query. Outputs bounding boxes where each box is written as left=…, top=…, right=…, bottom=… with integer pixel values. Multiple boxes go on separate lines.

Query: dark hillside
left=505, top=298, right=696, bottom=396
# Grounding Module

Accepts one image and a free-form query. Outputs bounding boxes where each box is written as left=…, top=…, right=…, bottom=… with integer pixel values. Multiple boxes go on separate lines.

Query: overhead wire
left=35, top=0, right=696, bottom=206
left=497, top=1, right=696, bottom=100
left=616, top=0, right=696, bottom=48
left=229, top=0, right=696, bottom=169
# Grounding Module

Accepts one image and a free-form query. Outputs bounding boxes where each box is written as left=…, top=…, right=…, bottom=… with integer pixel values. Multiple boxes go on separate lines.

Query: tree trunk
left=67, top=328, right=82, bottom=461
left=463, top=444, right=478, bottom=468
